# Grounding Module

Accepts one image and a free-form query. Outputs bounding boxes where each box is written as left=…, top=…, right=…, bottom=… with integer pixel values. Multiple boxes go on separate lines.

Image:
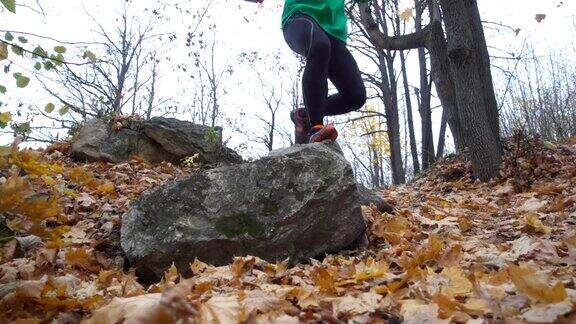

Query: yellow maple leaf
left=312, top=268, right=337, bottom=294
left=0, top=111, right=11, bottom=123
left=190, top=258, right=209, bottom=275
left=354, top=257, right=388, bottom=282
left=399, top=8, right=413, bottom=22
left=524, top=213, right=552, bottom=234
left=96, top=181, right=115, bottom=195
left=508, top=263, right=567, bottom=304
left=440, top=267, right=473, bottom=297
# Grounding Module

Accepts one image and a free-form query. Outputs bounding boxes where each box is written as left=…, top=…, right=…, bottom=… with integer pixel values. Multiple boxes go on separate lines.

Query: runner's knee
left=348, top=87, right=366, bottom=110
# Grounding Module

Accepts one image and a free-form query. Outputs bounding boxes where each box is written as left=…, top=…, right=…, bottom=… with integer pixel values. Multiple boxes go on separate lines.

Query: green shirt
left=281, top=0, right=369, bottom=43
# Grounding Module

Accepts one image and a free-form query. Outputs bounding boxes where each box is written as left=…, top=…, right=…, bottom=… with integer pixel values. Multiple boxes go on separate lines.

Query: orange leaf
left=312, top=268, right=337, bottom=294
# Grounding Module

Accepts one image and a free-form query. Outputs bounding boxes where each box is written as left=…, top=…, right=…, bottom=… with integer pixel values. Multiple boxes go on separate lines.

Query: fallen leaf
left=312, top=268, right=337, bottom=294
left=400, top=299, right=449, bottom=324
left=521, top=301, right=573, bottom=322
left=507, top=263, right=567, bottom=304
left=82, top=294, right=164, bottom=324
left=328, top=292, right=382, bottom=316
left=524, top=213, right=552, bottom=234
left=440, top=267, right=473, bottom=297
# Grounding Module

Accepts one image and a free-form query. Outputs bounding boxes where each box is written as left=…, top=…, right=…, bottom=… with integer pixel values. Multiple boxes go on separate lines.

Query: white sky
left=1, top=0, right=575, bottom=160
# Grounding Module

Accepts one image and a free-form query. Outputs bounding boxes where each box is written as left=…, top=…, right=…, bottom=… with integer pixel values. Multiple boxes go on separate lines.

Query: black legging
left=283, top=13, right=366, bottom=126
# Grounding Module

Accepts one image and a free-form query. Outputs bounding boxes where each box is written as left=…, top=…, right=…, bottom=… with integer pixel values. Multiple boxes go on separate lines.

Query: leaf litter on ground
left=0, top=134, right=575, bottom=323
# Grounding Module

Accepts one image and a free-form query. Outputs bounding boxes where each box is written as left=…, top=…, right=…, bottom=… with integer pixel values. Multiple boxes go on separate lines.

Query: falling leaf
left=535, top=14, right=546, bottom=23
left=399, top=8, right=413, bottom=22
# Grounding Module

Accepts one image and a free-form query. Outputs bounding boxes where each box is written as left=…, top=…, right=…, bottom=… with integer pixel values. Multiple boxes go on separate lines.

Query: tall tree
left=356, top=0, right=502, bottom=181
left=413, top=0, right=435, bottom=170
left=439, top=0, right=502, bottom=180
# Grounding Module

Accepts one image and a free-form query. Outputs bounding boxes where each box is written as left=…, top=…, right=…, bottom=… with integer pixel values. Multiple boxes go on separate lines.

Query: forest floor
left=1, top=134, right=575, bottom=323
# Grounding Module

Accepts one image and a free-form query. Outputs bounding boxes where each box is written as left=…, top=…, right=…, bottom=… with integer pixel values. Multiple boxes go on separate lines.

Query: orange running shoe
left=308, top=124, right=338, bottom=143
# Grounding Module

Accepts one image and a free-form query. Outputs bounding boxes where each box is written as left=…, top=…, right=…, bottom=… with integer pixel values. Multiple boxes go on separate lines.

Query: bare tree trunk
left=439, top=0, right=502, bottom=181
left=414, top=2, right=435, bottom=170
left=437, top=109, right=447, bottom=158
left=399, top=49, right=420, bottom=175
left=132, top=48, right=142, bottom=116
left=378, top=51, right=406, bottom=185
left=146, top=54, right=159, bottom=120
left=467, top=0, right=501, bottom=145
left=425, top=16, right=465, bottom=151
left=371, top=147, right=380, bottom=187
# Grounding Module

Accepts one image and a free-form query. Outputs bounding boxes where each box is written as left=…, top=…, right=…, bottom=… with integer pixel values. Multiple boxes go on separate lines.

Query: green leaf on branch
left=51, top=53, right=64, bottom=67
left=44, top=103, right=55, bottom=113
left=4, top=32, right=14, bottom=41
left=54, top=46, right=66, bottom=54
left=17, top=36, right=27, bottom=44
left=0, top=43, right=7, bottom=61
left=34, top=62, right=42, bottom=70
left=43, top=61, right=54, bottom=71
left=59, top=105, right=69, bottom=116
left=1, top=0, right=16, bottom=13
left=0, top=85, right=6, bottom=94
left=13, top=72, right=30, bottom=88
left=32, top=46, right=47, bottom=58
left=12, top=122, right=31, bottom=135
left=83, top=50, right=97, bottom=63
left=11, top=45, right=23, bottom=56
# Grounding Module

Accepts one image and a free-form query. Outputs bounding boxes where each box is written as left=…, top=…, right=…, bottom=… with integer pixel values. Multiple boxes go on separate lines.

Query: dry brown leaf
left=438, top=244, right=462, bottom=267
left=519, top=197, right=547, bottom=212
left=354, top=257, right=388, bottom=282
left=440, top=267, right=473, bottom=297
left=327, top=292, right=382, bottom=316
left=507, top=263, right=567, bottom=304
left=521, top=301, right=573, bottom=322
left=312, top=268, right=337, bottom=294
left=524, top=213, right=552, bottom=234
left=400, top=299, right=449, bottom=324
left=82, top=294, right=163, bottom=324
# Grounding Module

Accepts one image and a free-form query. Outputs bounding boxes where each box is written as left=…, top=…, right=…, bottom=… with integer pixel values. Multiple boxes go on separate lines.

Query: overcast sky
left=1, top=0, right=575, bottom=157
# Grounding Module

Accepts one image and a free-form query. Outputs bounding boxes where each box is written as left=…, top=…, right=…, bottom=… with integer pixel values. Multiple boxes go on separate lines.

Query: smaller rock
left=71, top=117, right=242, bottom=165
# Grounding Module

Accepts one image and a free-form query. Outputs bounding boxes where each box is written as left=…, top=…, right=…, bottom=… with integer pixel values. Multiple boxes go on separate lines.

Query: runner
left=282, top=0, right=369, bottom=143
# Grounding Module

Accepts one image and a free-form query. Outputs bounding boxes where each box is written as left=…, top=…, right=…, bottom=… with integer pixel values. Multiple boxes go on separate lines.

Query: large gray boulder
left=71, top=117, right=242, bottom=165
left=121, top=141, right=367, bottom=282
